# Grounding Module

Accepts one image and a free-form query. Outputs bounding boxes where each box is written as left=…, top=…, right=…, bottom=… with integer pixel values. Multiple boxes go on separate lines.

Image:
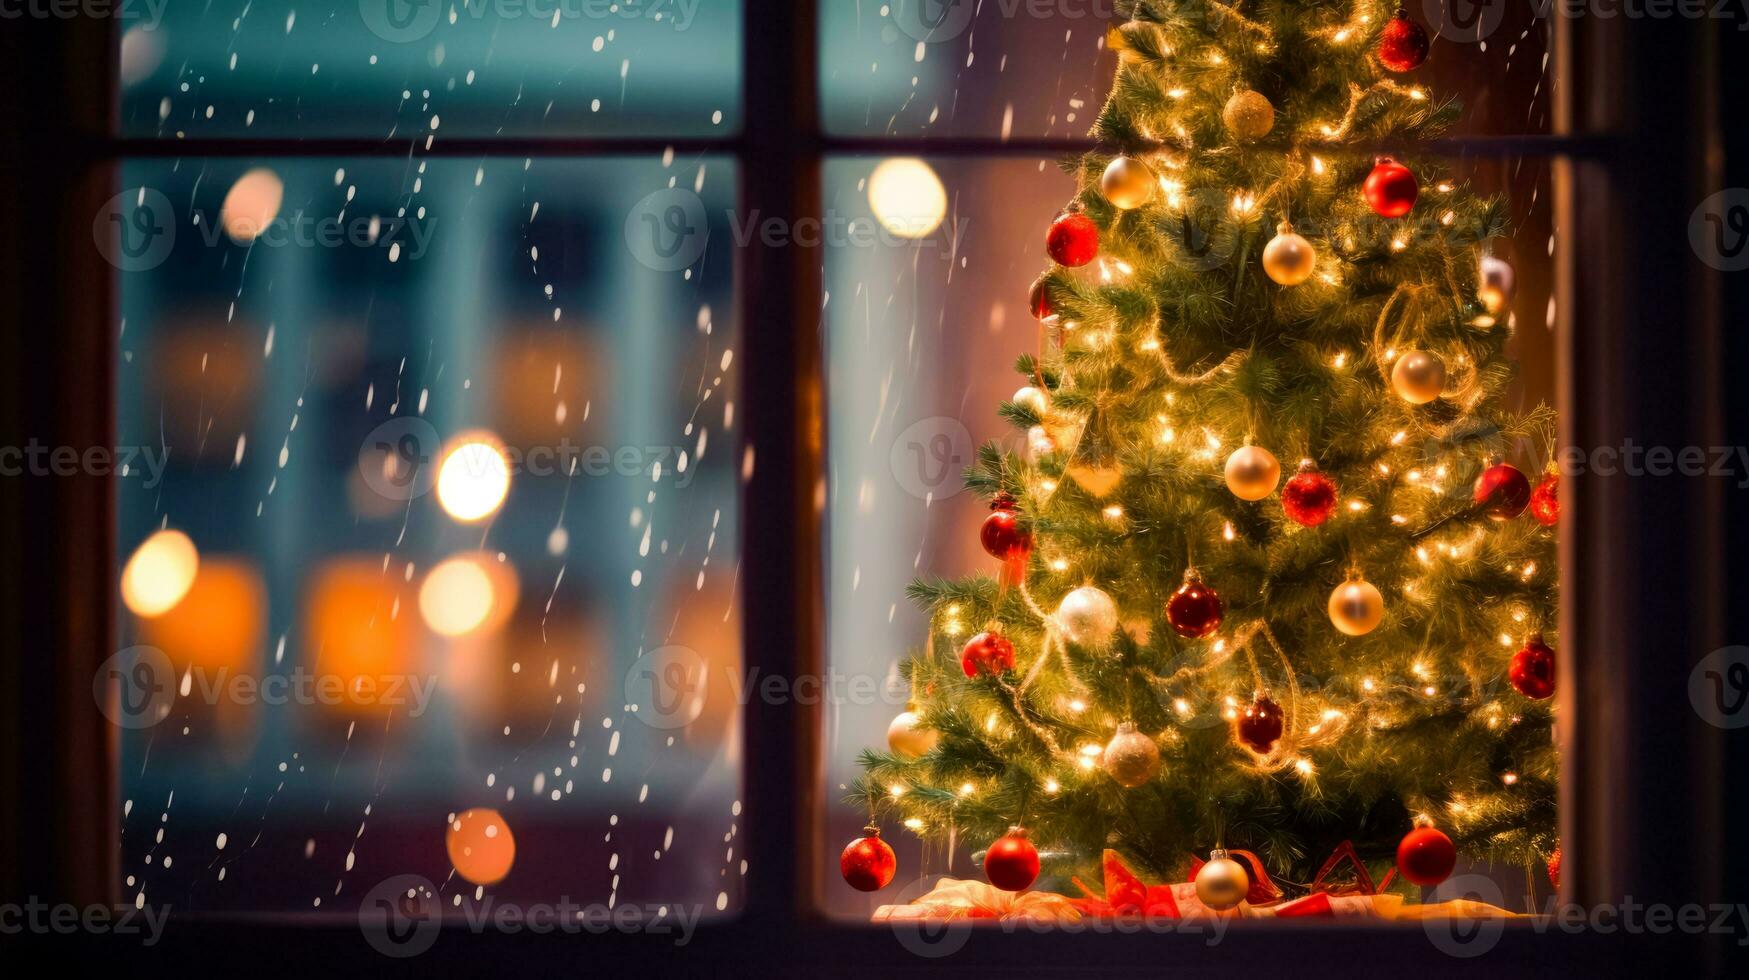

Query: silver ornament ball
left=1102, top=721, right=1163, bottom=788
left=1056, top=585, right=1119, bottom=646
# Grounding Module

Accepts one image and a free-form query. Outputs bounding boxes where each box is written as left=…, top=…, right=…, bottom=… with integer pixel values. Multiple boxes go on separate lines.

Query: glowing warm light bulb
left=867, top=158, right=947, bottom=239
left=419, top=556, right=497, bottom=637
left=436, top=434, right=511, bottom=523
left=121, top=529, right=200, bottom=617
left=220, top=167, right=284, bottom=244
left=446, top=807, right=516, bottom=886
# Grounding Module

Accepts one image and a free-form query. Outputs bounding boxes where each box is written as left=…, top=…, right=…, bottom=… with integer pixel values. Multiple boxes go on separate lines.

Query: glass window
left=111, top=153, right=745, bottom=913
left=119, top=1, right=742, bottom=138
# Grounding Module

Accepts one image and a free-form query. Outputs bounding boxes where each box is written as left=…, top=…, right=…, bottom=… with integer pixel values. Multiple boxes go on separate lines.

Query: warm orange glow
left=138, top=558, right=266, bottom=673
left=446, top=807, right=516, bottom=886
left=435, top=433, right=511, bottom=523
left=305, top=558, right=417, bottom=716
left=220, top=167, right=284, bottom=244
left=121, top=529, right=200, bottom=618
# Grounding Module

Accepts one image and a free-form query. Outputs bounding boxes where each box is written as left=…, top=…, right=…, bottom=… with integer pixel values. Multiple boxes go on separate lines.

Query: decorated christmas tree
left=843, top=1, right=1560, bottom=907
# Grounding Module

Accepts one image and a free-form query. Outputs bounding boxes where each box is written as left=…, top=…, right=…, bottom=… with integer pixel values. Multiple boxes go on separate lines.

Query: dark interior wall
left=0, top=16, right=117, bottom=905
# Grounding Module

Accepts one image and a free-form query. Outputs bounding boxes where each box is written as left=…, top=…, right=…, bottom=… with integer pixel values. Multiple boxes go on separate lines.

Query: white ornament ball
left=887, top=710, right=938, bottom=760
left=1195, top=850, right=1251, bottom=910
left=1479, top=255, right=1516, bottom=316
left=1224, top=445, right=1281, bottom=501
left=1261, top=222, right=1316, bottom=286
left=1012, top=386, right=1050, bottom=418
left=1328, top=579, right=1385, bottom=636
left=1025, top=425, right=1057, bottom=462
left=1102, top=722, right=1162, bottom=788
left=1100, top=155, right=1156, bottom=211
left=1222, top=90, right=1275, bottom=141
left=1056, top=585, right=1119, bottom=646
left=1391, top=350, right=1446, bottom=405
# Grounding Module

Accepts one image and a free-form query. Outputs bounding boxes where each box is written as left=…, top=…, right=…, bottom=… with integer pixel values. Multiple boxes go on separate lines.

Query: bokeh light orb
left=868, top=158, right=947, bottom=239
left=446, top=807, right=516, bottom=886
left=121, top=529, right=200, bottom=618
left=435, top=433, right=511, bottom=523
left=220, top=167, right=284, bottom=244
left=419, top=556, right=496, bottom=638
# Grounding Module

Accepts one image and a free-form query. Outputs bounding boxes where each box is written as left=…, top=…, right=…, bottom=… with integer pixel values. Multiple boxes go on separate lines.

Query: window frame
left=1, top=2, right=1742, bottom=972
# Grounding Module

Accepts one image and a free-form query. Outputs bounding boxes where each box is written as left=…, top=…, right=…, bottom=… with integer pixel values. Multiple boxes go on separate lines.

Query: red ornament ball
left=1282, top=461, right=1339, bottom=527
left=979, top=494, right=1032, bottom=561
left=1396, top=826, right=1457, bottom=886
left=960, top=630, right=1017, bottom=678
left=984, top=828, right=1041, bottom=892
left=841, top=829, right=897, bottom=892
left=1547, top=847, right=1562, bottom=889
left=1029, top=277, right=1056, bottom=320
left=1236, top=694, right=1284, bottom=755
left=1377, top=10, right=1430, bottom=72
left=1046, top=211, right=1099, bottom=267
left=1510, top=634, right=1557, bottom=700
left=1474, top=461, right=1532, bottom=520
left=1363, top=159, right=1419, bottom=218
left=1529, top=472, right=1559, bottom=526
left=1165, top=571, right=1224, bottom=639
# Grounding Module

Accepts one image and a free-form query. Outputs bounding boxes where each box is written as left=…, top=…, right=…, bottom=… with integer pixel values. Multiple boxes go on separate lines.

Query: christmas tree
left=846, top=1, right=1559, bottom=901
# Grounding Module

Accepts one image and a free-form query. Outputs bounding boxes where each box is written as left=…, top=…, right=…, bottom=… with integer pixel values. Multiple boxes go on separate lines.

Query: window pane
left=819, top=3, right=1555, bottom=139
left=110, top=156, right=745, bottom=919
left=120, top=1, right=741, bottom=138
left=819, top=152, right=1558, bottom=916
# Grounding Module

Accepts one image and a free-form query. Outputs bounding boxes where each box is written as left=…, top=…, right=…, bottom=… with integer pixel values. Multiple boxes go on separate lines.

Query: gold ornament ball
left=1224, top=445, right=1281, bottom=501
left=1100, top=155, right=1157, bottom=210
left=1478, top=255, right=1516, bottom=316
left=1222, top=90, right=1275, bottom=141
left=1391, top=350, right=1447, bottom=404
left=1012, top=386, right=1050, bottom=418
left=1328, top=579, right=1385, bottom=636
left=1056, top=585, right=1119, bottom=646
left=886, top=709, right=938, bottom=760
left=1102, top=722, right=1162, bottom=788
left=1261, top=222, right=1316, bottom=286
left=1194, top=850, right=1251, bottom=911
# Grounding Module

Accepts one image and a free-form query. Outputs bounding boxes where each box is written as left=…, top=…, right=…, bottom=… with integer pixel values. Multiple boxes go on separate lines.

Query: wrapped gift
left=871, top=877, right=1083, bottom=925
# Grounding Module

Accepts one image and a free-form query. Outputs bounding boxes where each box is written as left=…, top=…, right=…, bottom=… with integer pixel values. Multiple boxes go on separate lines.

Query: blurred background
left=108, top=1, right=1556, bottom=919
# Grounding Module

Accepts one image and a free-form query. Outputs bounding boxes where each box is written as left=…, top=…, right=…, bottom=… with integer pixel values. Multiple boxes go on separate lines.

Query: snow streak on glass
left=820, top=2, right=1553, bottom=138
left=113, top=156, right=744, bottom=918
left=119, top=1, right=742, bottom=138
left=817, top=153, right=1557, bottom=915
